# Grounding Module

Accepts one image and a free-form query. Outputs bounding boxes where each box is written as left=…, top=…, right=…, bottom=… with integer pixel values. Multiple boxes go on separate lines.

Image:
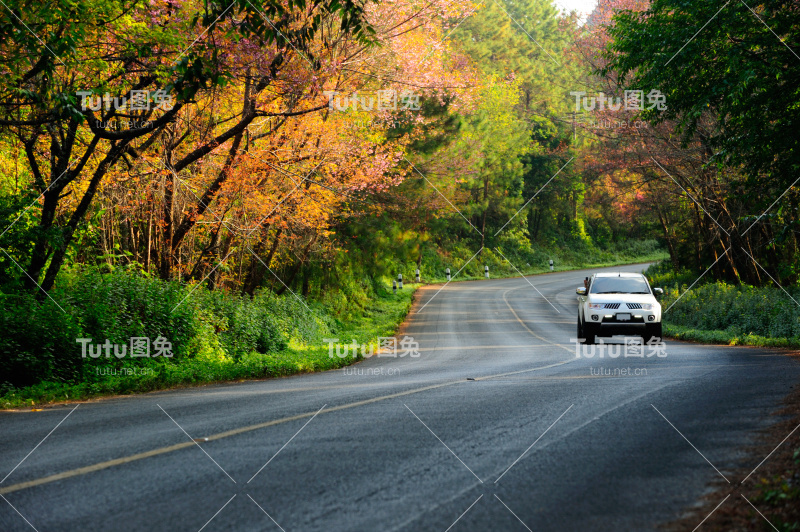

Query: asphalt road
left=2, top=263, right=799, bottom=532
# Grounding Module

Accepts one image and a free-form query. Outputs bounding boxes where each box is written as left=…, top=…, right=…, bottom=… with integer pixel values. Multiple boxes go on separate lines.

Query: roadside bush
left=0, top=266, right=332, bottom=390
left=647, top=262, right=800, bottom=342
left=0, top=294, right=83, bottom=390
left=661, top=282, right=800, bottom=339
left=644, top=260, right=697, bottom=290
left=58, top=267, right=200, bottom=358
left=201, top=290, right=288, bottom=359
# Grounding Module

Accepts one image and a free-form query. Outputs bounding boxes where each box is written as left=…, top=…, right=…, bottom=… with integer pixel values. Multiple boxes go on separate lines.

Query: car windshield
left=590, top=276, right=650, bottom=294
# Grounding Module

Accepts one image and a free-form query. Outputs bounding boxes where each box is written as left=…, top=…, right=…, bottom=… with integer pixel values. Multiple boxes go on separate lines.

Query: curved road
left=2, top=263, right=799, bottom=531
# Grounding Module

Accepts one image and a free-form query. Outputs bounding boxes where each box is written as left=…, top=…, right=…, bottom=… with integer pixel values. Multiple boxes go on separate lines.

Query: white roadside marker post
left=393, top=280, right=397, bottom=294
left=398, top=273, right=403, bottom=290
left=549, top=259, right=554, bottom=271
left=485, top=265, right=489, bottom=279
left=446, top=267, right=451, bottom=282
left=415, top=269, right=420, bottom=282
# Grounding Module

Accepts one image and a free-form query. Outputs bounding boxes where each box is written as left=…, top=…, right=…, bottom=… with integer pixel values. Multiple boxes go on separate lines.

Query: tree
left=596, top=0, right=800, bottom=283
left=0, top=0, right=375, bottom=293
left=603, top=0, right=800, bottom=201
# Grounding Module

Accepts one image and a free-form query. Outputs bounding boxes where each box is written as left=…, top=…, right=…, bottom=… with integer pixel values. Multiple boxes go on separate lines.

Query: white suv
left=577, top=272, right=663, bottom=344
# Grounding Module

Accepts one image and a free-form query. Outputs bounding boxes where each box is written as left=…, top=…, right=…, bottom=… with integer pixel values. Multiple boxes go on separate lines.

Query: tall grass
left=0, top=265, right=419, bottom=408
left=0, top=267, right=327, bottom=400
left=646, top=262, right=800, bottom=346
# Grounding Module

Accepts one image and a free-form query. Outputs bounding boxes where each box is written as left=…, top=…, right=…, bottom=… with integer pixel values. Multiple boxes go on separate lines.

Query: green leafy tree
left=603, top=0, right=800, bottom=189
left=455, top=79, right=530, bottom=249
left=602, top=0, right=800, bottom=283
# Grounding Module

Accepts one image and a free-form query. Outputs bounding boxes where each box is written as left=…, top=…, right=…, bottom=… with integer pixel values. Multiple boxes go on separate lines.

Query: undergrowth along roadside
left=0, top=266, right=419, bottom=409
left=646, top=262, right=800, bottom=349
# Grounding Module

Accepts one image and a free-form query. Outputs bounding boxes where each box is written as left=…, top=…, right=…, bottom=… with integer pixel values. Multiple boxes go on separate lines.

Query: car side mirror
left=653, top=287, right=663, bottom=296
left=576, top=287, right=587, bottom=296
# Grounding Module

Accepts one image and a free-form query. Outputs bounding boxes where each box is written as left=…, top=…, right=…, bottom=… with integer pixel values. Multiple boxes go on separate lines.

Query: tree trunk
left=243, top=227, right=283, bottom=296
left=24, top=188, right=59, bottom=291
left=39, top=141, right=127, bottom=293
left=159, top=169, right=174, bottom=280
left=277, top=234, right=317, bottom=296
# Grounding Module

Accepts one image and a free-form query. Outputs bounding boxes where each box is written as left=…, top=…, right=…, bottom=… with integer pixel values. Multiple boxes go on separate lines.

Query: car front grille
left=626, top=303, right=642, bottom=309
left=604, top=303, right=620, bottom=309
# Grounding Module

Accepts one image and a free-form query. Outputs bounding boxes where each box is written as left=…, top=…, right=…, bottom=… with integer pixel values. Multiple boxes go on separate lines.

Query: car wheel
left=583, top=323, right=597, bottom=345
left=644, top=322, right=662, bottom=344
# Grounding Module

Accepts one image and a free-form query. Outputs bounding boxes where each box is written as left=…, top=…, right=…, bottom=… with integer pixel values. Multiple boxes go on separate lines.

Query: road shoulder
left=664, top=360, right=800, bottom=531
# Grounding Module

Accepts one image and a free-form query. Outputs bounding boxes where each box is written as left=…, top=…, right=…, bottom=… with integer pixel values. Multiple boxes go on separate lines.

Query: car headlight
left=641, top=303, right=653, bottom=310
left=588, top=303, right=604, bottom=310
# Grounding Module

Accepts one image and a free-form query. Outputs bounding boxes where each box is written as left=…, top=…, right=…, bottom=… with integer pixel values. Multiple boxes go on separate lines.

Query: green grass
left=646, top=262, right=800, bottom=348
left=663, top=323, right=800, bottom=348
left=0, top=279, right=419, bottom=410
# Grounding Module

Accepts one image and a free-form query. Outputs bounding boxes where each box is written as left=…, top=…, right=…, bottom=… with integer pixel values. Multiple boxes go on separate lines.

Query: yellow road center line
left=501, top=287, right=575, bottom=355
